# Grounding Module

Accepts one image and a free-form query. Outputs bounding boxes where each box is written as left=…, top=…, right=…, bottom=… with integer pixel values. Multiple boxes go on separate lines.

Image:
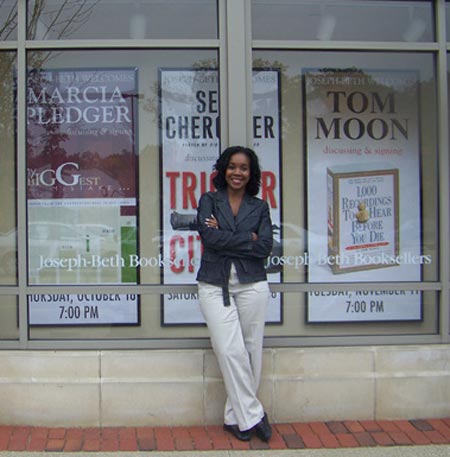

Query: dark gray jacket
left=196, top=189, right=273, bottom=305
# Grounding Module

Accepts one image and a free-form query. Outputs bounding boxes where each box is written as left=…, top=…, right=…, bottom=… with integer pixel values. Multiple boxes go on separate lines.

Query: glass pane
left=28, top=292, right=210, bottom=340
left=27, top=0, right=218, bottom=40
left=0, top=297, right=19, bottom=340
left=0, top=52, right=17, bottom=285
left=448, top=53, right=450, bottom=277
left=253, top=50, right=438, bottom=293
left=27, top=66, right=140, bottom=288
left=0, top=1, right=17, bottom=40
left=252, top=0, right=434, bottom=42
left=26, top=49, right=218, bottom=337
left=447, top=0, right=450, bottom=41
left=28, top=289, right=439, bottom=340
left=266, top=290, right=438, bottom=337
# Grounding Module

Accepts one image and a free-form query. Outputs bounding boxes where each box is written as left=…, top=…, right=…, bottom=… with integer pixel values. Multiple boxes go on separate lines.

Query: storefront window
left=252, top=50, right=438, bottom=329
left=28, top=289, right=439, bottom=341
left=28, top=290, right=216, bottom=341
left=26, top=0, right=218, bottom=40
left=26, top=49, right=219, bottom=339
left=0, top=1, right=17, bottom=41
left=25, top=46, right=440, bottom=341
left=252, top=0, right=434, bottom=42
left=265, top=291, right=438, bottom=337
left=0, top=0, right=446, bottom=346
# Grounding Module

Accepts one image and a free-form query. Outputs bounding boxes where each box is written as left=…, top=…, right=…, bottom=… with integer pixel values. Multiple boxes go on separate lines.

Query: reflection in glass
left=252, top=0, right=434, bottom=42
left=27, top=66, right=139, bottom=286
left=0, top=1, right=17, bottom=40
left=253, top=50, right=438, bottom=285
left=26, top=49, right=218, bottom=292
left=27, top=0, right=218, bottom=40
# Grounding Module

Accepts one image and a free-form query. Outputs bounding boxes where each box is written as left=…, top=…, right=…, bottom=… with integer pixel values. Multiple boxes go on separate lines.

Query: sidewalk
left=0, top=418, right=450, bottom=453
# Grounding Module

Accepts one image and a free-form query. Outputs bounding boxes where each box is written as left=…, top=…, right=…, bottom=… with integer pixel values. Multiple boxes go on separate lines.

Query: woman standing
left=196, top=146, right=273, bottom=442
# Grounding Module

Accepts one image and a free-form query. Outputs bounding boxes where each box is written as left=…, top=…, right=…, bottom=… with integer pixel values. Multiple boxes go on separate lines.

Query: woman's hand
left=205, top=214, right=219, bottom=229
left=252, top=232, right=258, bottom=241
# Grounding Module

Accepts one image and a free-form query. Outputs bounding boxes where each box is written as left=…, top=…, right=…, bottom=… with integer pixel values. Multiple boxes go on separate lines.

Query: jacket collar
left=215, top=189, right=256, bottom=229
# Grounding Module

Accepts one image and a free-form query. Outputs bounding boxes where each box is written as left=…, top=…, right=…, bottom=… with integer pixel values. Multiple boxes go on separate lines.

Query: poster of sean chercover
left=26, top=67, right=139, bottom=325
left=304, top=68, right=426, bottom=322
left=160, top=68, right=282, bottom=325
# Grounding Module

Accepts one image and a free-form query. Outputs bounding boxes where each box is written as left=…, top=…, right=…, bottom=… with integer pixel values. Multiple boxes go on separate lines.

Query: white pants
left=198, top=264, right=269, bottom=431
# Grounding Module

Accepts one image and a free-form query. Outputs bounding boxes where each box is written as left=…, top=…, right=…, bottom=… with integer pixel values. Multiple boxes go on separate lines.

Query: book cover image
left=327, top=164, right=399, bottom=274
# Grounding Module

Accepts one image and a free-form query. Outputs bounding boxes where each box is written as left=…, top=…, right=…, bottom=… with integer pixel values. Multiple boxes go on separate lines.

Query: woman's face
left=225, top=152, right=251, bottom=193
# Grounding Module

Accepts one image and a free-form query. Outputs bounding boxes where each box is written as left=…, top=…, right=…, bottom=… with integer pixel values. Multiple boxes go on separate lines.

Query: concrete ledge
left=0, top=345, right=448, bottom=426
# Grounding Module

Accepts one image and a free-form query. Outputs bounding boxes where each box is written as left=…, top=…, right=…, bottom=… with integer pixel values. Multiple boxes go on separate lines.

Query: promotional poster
left=27, top=68, right=139, bottom=325
left=160, top=68, right=281, bottom=325
left=304, top=69, right=424, bottom=322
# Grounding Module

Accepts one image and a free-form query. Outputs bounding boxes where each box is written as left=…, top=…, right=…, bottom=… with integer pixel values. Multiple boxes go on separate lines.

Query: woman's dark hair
left=212, top=146, right=261, bottom=196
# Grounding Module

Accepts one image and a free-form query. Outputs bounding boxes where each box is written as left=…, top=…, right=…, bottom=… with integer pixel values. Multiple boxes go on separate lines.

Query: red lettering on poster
left=166, top=171, right=180, bottom=209
left=170, top=234, right=202, bottom=274
left=188, top=234, right=201, bottom=273
left=170, top=235, right=184, bottom=273
left=261, top=171, right=277, bottom=208
left=167, top=171, right=217, bottom=210
left=183, top=172, right=197, bottom=209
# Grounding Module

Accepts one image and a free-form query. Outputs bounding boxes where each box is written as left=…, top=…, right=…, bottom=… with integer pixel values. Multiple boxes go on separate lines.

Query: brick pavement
left=0, top=418, right=449, bottom=452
